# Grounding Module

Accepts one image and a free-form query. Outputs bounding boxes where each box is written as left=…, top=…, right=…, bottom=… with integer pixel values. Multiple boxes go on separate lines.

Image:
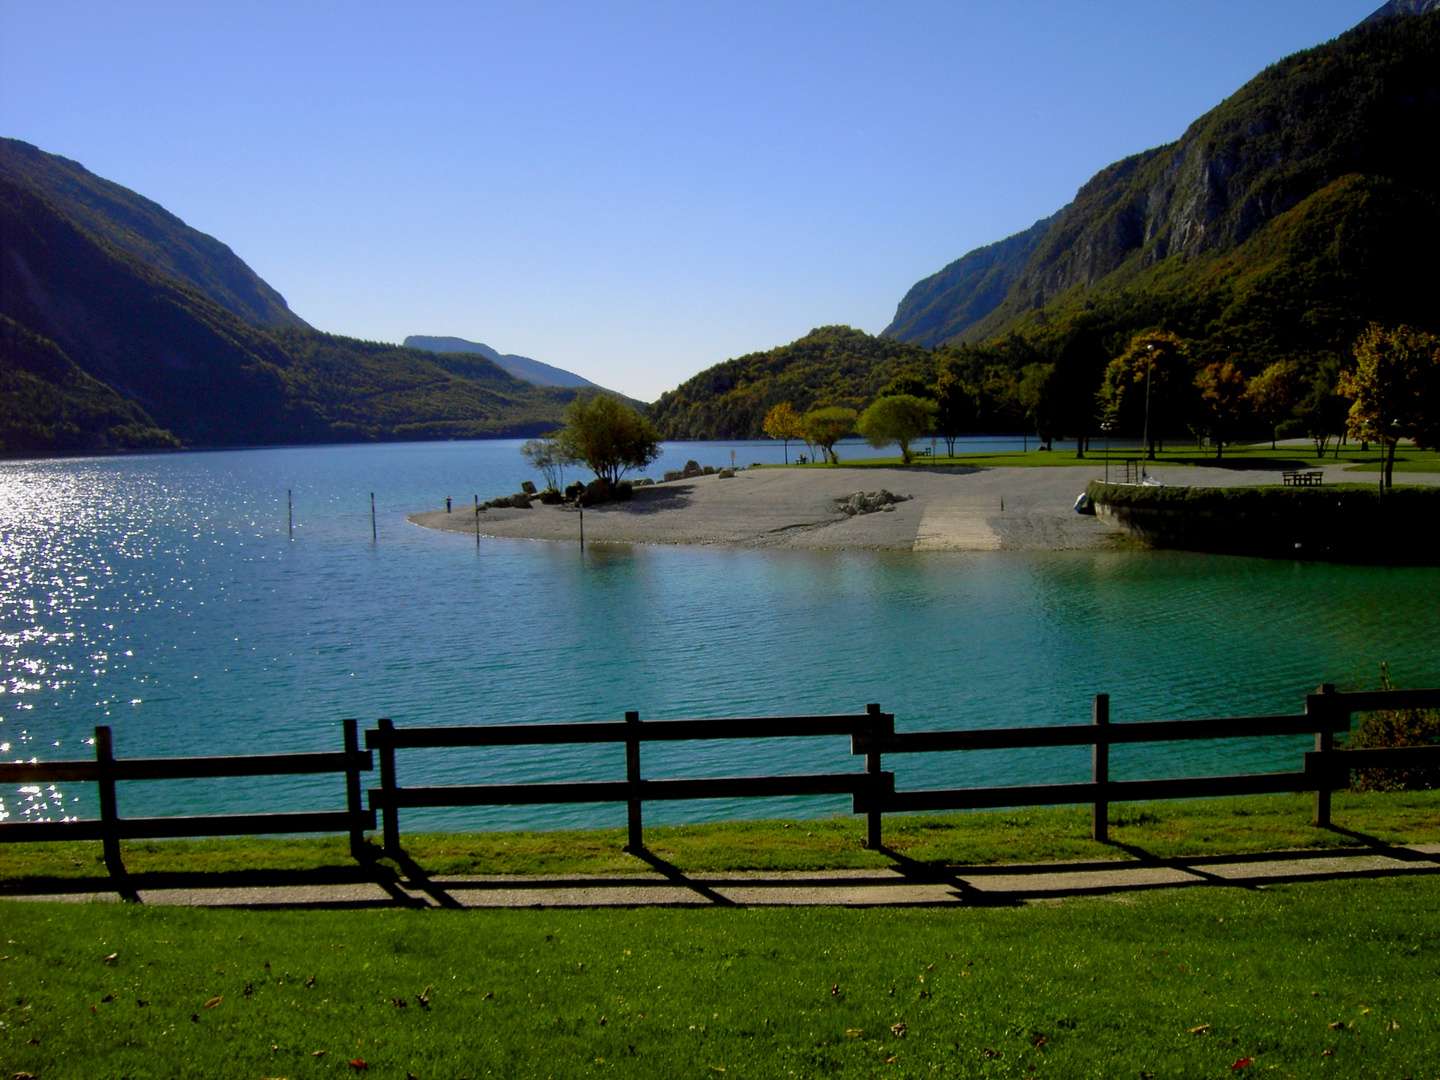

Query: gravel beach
left=407, top=459, right=1383, bottom=552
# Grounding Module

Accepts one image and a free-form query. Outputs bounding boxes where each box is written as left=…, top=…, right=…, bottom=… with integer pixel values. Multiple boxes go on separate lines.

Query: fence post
left=377, top=717, right=400, bottom=856
left=1313, top=683, right=1337, bottom=828
left=624, top=711, right=643, bottom=852
left=865, top=703, right=885, bottom=850
left=1092, top=694, right=1110, bottom=842
left=94, top=726, right=124, bottom=879
left=343, top=718, right=367, bottom=861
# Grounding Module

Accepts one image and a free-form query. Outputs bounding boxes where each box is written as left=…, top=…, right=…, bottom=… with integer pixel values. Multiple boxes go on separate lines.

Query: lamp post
left=1140, top=343, right=1156, bottom=461
left=1101, top=422, right=1113, bottom=483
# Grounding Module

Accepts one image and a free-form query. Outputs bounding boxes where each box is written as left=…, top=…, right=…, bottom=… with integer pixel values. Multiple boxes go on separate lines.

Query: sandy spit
left=406, top=460, right=1363, bottom=552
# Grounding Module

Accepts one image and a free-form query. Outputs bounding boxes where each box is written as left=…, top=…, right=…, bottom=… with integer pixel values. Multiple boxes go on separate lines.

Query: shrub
left=1347, top=663, right=1440, bottom=791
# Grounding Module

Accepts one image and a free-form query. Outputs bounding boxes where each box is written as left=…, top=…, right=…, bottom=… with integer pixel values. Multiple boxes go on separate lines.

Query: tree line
left=759, top=323, right=1440, bottom=490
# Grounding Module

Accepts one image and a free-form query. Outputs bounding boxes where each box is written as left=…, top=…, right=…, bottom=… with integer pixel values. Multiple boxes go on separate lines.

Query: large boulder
left=521, top=480, right=537, bottom=495
left=683, top=460, right=703, bottom=478
left=839, top=490, right=911, bottom=516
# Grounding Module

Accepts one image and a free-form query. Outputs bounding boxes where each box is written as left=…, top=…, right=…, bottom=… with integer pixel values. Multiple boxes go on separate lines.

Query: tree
left=1245, top=360, right=1301, bottom=450
left=877, top=373, right=931, bottom=400
left=1292, top=359, right=1351, bottom=460
left=856, top=394, right=938, bottom=464
left=554, top=394, right=662, bottom=489
left=1339, top=323, right=1440, bottom=490
left=1017, top=363, right=1060, bottom=450
left=1194, top=361, right=1248, bottom=460
left=761, top=401, right=804, bottom=464
left=930, top=367, right=978, bottom=457
left=519, top=436, right=575, bottom=492
left=1097, top=330, right=1194, bottom=459
left=801, top=406, right=857, bottom=464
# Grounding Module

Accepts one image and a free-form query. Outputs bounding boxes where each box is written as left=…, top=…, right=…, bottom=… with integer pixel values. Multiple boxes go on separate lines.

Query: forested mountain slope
left=0, top=143, right=579, bottom=456
left=0, top=138, right=307, bottom=330
left=649, top=326, right=934, bottom=440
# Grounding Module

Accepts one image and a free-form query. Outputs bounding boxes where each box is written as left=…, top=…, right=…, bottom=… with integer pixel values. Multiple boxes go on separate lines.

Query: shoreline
left=406, top=461, right=1374, bottom=552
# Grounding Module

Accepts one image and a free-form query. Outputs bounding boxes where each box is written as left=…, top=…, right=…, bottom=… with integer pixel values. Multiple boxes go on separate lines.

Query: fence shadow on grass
left=5, top=838, right=1438, bottom=909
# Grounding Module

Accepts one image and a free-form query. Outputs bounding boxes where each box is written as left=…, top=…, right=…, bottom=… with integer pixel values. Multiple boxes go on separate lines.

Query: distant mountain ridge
left=883, top=8, right=1440, bottom=350
left=403, top=335, right=598, bottom=389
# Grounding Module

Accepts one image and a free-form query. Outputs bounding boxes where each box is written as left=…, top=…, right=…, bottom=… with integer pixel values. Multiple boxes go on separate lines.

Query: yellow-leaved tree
left=761, top=401, right=805, bottom=464
left=1338, top=324, right=1440, bottom=491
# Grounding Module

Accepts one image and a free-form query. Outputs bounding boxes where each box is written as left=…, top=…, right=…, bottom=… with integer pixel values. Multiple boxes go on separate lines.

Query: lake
left=3, top=439, right=1437, bottom=833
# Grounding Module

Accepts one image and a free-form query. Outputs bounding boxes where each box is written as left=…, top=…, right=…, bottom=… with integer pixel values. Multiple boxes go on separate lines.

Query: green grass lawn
left=4, top=876, right=1438, bottom=1079
left=1341, top=457, right=1440, bottom=473
left=763, top=443, right=1440, bottom=472
left=4, top=793, right=1439, bottom=1077
left=3, top=791, right=1439, bottom=884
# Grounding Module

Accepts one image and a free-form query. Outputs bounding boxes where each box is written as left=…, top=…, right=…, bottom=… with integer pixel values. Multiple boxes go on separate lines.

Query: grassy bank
left=772, top=444, right=1440, bottom=471
left=4, top=791, right=1438, bottom=885
left=4, top=875, right=1438, bottom=1079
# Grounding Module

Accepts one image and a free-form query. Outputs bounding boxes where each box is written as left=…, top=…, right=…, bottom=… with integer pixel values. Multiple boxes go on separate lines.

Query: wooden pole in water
left=370, top=492, right=377, bottom=542
left=475, top=506, right=481, bottom=549
left=287, top=489, right=292, bottom=540
left=579, top=504, right=585, bottom=550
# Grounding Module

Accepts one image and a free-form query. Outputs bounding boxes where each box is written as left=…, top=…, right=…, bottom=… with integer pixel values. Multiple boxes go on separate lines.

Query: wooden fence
left=365, top=710, right=891, bottom=856
left=852, top=684, right=1440, bottom=840
left=364, top=685, right=1440, bottom=853
left=0, top=719, right=373, bottom=874
left=2, top=688, right=1437, bottom=869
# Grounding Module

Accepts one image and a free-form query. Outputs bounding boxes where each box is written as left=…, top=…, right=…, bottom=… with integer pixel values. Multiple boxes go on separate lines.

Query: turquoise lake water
left=2, top=439, right=1437, bottom=833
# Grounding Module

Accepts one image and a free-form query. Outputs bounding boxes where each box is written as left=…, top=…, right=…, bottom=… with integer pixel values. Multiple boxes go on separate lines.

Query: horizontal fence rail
left=3, top=687, right=1436, bottom=882
left=0, top=719, right=374, bottom=874
left=365, top=709, right=894, bottom=855
left=850, top=685, right=1440, bottom=839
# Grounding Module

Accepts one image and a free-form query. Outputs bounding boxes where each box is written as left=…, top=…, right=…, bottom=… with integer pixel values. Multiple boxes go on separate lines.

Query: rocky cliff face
left=888, top=11, right=1440, bottom=346
left=1364, top=0, right=1440, bottom=22
left=881, top=210, right=1061, bottom=347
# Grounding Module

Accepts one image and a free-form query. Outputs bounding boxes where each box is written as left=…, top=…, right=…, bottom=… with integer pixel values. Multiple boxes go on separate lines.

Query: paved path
left=7, top=844, right=1437, bottom=908
left=913, top=498, right=1002, bottom=551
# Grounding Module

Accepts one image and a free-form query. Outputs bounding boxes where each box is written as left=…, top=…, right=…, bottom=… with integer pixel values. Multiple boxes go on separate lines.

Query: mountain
left=657, top=10, right=1440, bottom=443
left=1364, top=0, right=1440, bottom=21
left=0, top=138, right=307, bottom=329
left=883, top=10, right=1440, bottom=352
left=649, top=326, right=935, bottom=440
left=403, top=335, right=598, bottom=389
left=881, top=210, right=1062, bottom=348
left=1, top=140, right=582, bottom=455
left=1, top=314, right=177, bottom=456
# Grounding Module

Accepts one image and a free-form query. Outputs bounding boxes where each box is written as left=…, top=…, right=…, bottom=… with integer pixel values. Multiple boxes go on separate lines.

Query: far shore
left=407, top=457, right=1411, bottom=552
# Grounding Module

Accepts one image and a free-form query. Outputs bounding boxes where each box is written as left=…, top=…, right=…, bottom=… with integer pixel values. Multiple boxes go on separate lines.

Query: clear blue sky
left=1, top=1, right=1383, bottom=400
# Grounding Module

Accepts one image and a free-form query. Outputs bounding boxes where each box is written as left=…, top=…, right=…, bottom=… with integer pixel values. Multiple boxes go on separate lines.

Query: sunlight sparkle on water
left=2, top=441, right=1438, bottom=830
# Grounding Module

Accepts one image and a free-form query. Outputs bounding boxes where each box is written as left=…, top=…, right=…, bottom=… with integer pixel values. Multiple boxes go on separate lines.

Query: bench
left=1282, top=470, right=1324, bottom=486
